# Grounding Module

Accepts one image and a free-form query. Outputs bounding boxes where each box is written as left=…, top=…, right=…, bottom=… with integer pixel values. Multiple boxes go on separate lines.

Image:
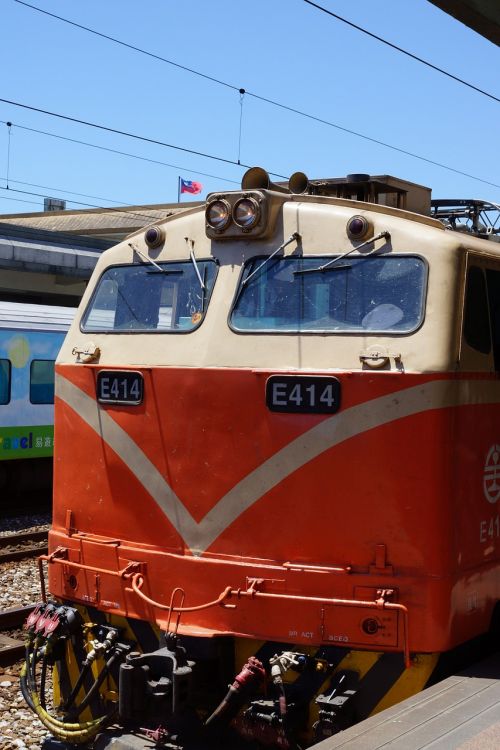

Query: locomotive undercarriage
left=23, top=600, right=438, bottom=750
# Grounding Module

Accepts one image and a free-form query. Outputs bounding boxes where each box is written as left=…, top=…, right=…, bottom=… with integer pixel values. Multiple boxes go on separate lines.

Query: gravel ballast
left=0, top=515, right=51, bottom=749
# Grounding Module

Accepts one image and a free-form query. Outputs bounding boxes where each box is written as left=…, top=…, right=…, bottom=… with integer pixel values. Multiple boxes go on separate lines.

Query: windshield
left=230, top=255, right=426, bottom=333
left=81, top=260, right=218, bottom=332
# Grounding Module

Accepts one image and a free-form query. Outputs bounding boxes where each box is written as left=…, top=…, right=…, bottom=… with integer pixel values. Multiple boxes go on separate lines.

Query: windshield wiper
left=231, top=232, right=301, bottom=309
left=295, top=263, right=353, bottom=275
left=128, top=242, right=183, bottom=275
left=241, top=232, right=301, bottom=289
left=293, top=230, right=390, bottom=275
left=190, top=250, right=206, bottom=291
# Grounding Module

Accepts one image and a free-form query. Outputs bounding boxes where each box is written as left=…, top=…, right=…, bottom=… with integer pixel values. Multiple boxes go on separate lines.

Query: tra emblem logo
left=483, top=445, right=500, bottom=504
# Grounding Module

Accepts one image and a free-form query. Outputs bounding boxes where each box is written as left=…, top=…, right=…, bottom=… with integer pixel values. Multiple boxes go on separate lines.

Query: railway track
left=0, top=513, right=52, bottom=742
left=0, top=529, right=48, bottom=563
left=0, top=604, right=33, bottom=666
left=0, top=527, right=49, bottom=665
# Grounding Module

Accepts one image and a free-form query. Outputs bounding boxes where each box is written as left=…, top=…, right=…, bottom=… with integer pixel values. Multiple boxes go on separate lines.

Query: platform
left=316, top=652, right=500, bottom=749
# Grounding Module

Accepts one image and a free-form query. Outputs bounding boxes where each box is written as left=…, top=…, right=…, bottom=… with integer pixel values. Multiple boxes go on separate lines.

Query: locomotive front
left=22, top=169, right=500, bottom=748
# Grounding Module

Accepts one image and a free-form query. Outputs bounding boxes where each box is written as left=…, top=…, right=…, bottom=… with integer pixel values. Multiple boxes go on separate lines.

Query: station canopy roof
left=429, top=0, right=500, bottom=45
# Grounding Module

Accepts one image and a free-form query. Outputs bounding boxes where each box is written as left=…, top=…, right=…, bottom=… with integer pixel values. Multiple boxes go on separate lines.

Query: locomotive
left=22, top=168, right=500, bottom=749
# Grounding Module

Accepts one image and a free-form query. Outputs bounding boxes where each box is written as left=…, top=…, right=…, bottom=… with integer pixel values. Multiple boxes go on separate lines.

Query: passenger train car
left=0, top=302, right=74, bottom=504
left=23, top=170, right=500, bottom=749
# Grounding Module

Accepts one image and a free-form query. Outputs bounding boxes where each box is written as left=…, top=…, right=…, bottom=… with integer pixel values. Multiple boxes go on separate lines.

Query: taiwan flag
left=180, top=178, right=203, bottom=195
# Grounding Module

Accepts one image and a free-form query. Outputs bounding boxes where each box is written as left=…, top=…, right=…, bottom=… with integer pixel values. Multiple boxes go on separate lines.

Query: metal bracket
left=360, top=347, right=402, bottom=370
left=72, top=342, right=100, bottom=363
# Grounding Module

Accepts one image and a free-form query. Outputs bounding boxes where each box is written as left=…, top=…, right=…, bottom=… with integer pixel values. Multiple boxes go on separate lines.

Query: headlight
left=233, top=197, right=260, bottom=229
left=205, top=199, right=231, bottom=231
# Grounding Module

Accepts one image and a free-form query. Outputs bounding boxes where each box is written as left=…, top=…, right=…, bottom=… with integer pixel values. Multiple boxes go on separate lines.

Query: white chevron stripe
left=56, top=375, right=500, bottom=554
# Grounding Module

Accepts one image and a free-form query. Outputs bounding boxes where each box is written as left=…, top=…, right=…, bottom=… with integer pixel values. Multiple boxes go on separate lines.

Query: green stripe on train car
left=0, top=425, right=54, bottom=459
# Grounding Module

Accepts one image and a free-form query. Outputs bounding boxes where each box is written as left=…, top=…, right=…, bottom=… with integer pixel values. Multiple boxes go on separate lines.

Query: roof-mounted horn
left=289, top=171, right=309, bottom=194
left=241, top=167, right=310, bottom=195
left=241, top=167, right=290, bottom=194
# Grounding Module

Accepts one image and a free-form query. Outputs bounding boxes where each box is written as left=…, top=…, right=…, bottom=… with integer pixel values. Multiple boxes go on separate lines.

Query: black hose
left=70, top=651, right=121, bottom=718
left=25, top=640, right=41, bottom=696
left=60, top=660, right=92, bottom=712
left=19, top=668, right=36, bottom=712
left=39, top=654, right=48, bottom=710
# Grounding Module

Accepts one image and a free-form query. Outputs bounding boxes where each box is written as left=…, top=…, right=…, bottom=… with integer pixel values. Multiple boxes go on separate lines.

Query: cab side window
left=463, top=266, right=491, bottom=355
left=486, top=269, right=500, bottom=371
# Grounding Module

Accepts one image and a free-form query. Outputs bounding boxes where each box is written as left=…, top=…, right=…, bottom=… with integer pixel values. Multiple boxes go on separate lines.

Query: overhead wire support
left=5, top=122, right=12, bottom=188
left=238, top=89, right=245, bottom=165
left=303, top=0, right=500, bottom=105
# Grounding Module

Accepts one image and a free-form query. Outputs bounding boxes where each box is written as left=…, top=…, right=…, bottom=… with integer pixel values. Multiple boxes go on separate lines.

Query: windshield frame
left=228, top=253, right=428, bottom=336
left=80, top=258, right=219, bottom=334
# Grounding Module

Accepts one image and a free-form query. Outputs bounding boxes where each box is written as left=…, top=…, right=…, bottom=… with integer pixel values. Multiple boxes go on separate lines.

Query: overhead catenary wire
left=1, top=175, right=137, bottom=207
left=303, top=0, right=500, bottom=105
left=15, top=0, right=500, bottom=105
left=0, top=193, right=41, bottom=208
left=13, top=0, right=239, bottom=94
left=0, top=96, right=270, bottom=175
left=0, top=183, right=197, bottom=226
left=4, top=5, right=500, bottom=190
left=0, top=120, right=240, bottom=185
left=1, top=96, right=499, bottom=191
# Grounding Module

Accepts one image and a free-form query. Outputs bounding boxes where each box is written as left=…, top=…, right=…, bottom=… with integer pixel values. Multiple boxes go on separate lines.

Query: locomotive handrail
left=131, top=574, right=235, bottom=612
left=282, top=561, right=352, bottom=574
left=37, top=549, right=143, bottom=603
left=38, top=552, right=410, bottom=668
left=133, top=574, right=410, bottom=669
left=228, top=581, right=411, bottom=669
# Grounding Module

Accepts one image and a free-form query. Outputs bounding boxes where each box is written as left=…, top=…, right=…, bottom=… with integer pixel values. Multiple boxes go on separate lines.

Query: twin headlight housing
left=205, top=192, right=268, bottom=238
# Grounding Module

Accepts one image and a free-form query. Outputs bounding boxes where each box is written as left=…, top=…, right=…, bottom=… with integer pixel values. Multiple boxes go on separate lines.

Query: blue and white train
left=0, top=301, right=74, bottom=502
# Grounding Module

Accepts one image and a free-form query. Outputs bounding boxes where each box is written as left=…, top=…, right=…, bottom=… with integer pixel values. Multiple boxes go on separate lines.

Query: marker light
left=233, top=197, right=260, bottom=229
left=206, top=199, right=231, bottom=231
left=347, top=214, right=371, bottom=240
left=144, top=226, right=165, bottom=249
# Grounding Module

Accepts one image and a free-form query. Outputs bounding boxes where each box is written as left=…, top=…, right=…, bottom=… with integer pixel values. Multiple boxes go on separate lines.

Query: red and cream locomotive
left=22, top=168, right=500, bottom=748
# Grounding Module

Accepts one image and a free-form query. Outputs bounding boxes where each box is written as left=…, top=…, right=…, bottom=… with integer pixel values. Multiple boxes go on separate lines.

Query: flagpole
left=177, top=176, right=181, bottom=203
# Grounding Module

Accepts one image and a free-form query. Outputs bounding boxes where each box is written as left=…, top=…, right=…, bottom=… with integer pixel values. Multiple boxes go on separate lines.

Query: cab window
left=231, top=255, right=426, bottom=333
left=81, top=260, right=218, bottom=332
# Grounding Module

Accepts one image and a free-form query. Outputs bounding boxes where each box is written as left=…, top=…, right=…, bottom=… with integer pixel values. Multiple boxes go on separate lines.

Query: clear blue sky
left=1, top=0, right=499, bottom=215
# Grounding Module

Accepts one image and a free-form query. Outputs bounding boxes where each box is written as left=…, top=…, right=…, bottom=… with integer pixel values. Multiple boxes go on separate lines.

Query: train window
left=81, top=260, right=218, bottom=332
left=231, top=255, right=426, bottom=333
left=463, top=267, right=491, bottom=355
left=30, top=360, right=55, bottom=404
left=0, top=359, right=11, bottom=404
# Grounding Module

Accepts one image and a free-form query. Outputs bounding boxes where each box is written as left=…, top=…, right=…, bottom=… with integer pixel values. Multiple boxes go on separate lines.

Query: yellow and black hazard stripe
left=53, top=603, right=161, bottom=720
left=54, top=604, right=442, bottom=732
left=236, top=638, right=439, bottom=740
